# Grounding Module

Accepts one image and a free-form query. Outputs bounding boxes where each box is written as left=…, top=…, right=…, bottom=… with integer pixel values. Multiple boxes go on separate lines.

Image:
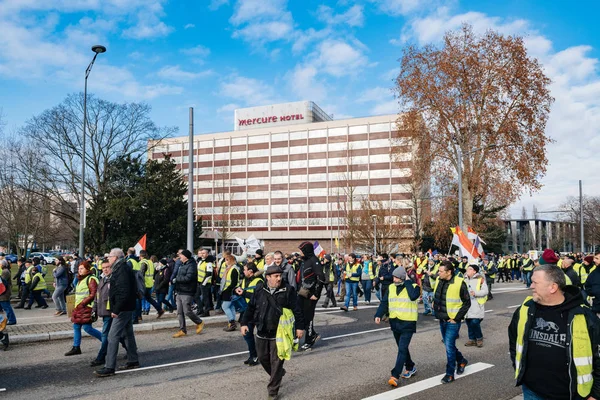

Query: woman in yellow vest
left=235, top=262, right=264, bottom=366
left=374, top=266, right=421, bottom=387
left=220, top=254, right=241, bottom=332
left=27, top=265, right=49, bottom=309
left=65, top=261, right=102, bottom=356
left=463, top=265, right=488, bottom=348
left=340, top=254, right=362, bottom=312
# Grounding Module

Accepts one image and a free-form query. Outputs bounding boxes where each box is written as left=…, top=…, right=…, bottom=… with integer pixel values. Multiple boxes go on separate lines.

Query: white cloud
left=184, top=23, right=195, bottom=29
left=310, top=38, right=370, bottom=77
left=217, top=103, right=240, bottom=113
left=219, top=75, right=279, bottom=106
left=229, top=0, right=294, bottom=46
left=156, top=65, right=213, bottom=81
left=317, top=5, right=364, bottom=27
left=292, top=27, right=331, bottom=54
left=286, top=64, right=327, bottom=102
left=209, top=0, right=230, bottom=11
left=369, top=0, right=433, bottom=16
left=180, top=45, right=211, bottom=57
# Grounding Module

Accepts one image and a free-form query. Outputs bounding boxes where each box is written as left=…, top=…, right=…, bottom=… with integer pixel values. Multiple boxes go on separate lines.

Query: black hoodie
left=299, top=242, right=325, bottom=299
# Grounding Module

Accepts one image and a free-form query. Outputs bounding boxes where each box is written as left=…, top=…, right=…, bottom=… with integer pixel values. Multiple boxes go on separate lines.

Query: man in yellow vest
left=374, top=266, right=420, bottom=387
left=509, top=264, right=600, bottom=400
left=138, top=250, right=164, bottom=318
left=195, top=249, right=214, bottom=317
left=433, top=261, right=471, bottom=384
left=521, top=253, right=534, bottom=288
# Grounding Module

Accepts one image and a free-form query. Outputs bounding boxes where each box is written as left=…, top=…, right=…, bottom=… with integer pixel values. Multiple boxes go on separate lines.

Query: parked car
left=4, top=254, right=18, bottom=263
left=30, top=252, right=56, bottom=265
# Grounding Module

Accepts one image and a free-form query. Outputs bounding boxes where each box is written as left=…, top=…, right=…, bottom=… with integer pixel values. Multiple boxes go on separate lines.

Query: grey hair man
left=94, top=248, right=140, bottom=377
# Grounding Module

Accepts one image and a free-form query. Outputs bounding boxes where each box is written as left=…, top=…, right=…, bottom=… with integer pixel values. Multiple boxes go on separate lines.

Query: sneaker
left=118, top=362, right=140, bottom=370
left=340, top=306, right=348, bottom=312
left=441, top=374, right=455, bottom=384
left=94, top=367, right=115, bottom=377
left=41, top=305, right=48, bottom=309
left=172, top=330, right=186, bottom=338
left=464, top=340, right=476, bottom=347
left=65, top=346, right=82, bottom=356
left=456, top=358, right=468, bottom=375
left=388, top=376, right=399, bottom=387
left=196, top=321, right=205, bottom=334
left=243, top=356, right=252, bottom=365
left=223, top=322, right=237, bottom=332
left=321, top=304, right=328, bottom=308
left=353, top=306, right=358, bottom=311
left=476, top=339, right=483, bottom=348
left=90, top=359, right=104, bottom=367
left=54, top=311, right=62, bottom=316
left=248, top=357, right=259, bottom=366
left=401, top=366, right=417, bottom=379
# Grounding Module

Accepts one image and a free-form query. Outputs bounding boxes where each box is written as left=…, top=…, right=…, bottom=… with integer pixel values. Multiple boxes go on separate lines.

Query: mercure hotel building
left=149, top=101, right=414, bottom=253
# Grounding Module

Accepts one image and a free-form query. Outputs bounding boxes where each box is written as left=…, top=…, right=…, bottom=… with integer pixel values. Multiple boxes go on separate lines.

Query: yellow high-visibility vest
left=388, top=282, right=418, bottom=321
left=515, top=297, right=593, bottom=397
left=345, top=263, right=360, bottom=282
left=434, top=277, right=465, bottom=319
left=241, top=277, right=262, bottom=303
left=141, top=259, right=154, bottom=288
left=31, top=272, right=47, bottom=291
left=75, top=275, right=99, bottom=307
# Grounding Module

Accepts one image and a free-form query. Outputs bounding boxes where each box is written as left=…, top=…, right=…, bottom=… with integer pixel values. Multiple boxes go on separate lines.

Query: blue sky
left=0, top=0, right=599, bottom=218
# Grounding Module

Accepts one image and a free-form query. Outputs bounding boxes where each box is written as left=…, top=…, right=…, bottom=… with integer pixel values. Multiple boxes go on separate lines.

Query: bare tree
left=521, top=206, right=528, bottom=220
left=560, top=195, right=600, bottom=251
left=337, top=144, right=364, bottom=252
left=20, top=93, right=177, bottom=238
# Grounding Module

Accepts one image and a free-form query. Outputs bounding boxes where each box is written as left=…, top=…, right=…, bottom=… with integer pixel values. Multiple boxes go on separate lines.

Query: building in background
left=502, top=218, right=578, bottom=253
left=149, top=101, right=415, bottom=254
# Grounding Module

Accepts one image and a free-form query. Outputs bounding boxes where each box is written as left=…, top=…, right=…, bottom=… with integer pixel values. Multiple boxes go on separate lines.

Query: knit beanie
left=538, top=249, right=559, bottom=265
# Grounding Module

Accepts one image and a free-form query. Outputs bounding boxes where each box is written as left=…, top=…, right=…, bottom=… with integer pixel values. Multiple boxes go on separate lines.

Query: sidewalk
left=4, top=301, right=229, bottom=344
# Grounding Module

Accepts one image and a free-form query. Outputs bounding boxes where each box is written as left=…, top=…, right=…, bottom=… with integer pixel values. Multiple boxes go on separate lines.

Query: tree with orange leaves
left=394, top=24, right=554, bottom=232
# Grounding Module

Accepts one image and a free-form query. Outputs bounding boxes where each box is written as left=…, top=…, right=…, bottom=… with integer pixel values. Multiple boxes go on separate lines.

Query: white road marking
left=322, top=327, right=389, bottom=341
left=507, top=305, right=520, bottom=309
left=362, top=362, right=495, bottom=400
left=0, top=388, right=6, bottom=392
left=492, top=287, right=529, bottom=294
left=316, top=305, right=379, bottom=314
left=484, top=310, right=494, bottom=313
left=115, top=351, right=249, bottom=374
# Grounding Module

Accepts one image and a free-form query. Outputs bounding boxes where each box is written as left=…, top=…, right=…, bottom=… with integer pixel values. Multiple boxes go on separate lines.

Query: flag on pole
left=467, top=226, right=486, bottom=255
left=134, top=234, right=147, bottom=256
left=451, top=226, right=479, bottom=259
left=314, top=241, right=326, bottom=258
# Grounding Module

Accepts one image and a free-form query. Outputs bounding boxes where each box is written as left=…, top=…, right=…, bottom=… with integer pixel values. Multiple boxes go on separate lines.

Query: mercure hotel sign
left=238, top=113, right=305, bottom=127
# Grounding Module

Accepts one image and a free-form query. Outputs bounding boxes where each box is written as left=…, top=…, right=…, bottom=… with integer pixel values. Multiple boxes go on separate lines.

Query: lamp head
left=91, top=45, right=107, bottom=54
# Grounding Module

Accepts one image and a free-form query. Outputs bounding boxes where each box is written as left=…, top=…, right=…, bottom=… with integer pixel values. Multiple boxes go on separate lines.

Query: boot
left=65, top=346, right=82, bottom=356
left=476, top=339, right=483, bottom=348
left=0, top=333, right=8, bottom=351
left=464, top=340, right=476, bottom=347
left=223, top=321, right=237, bottom=332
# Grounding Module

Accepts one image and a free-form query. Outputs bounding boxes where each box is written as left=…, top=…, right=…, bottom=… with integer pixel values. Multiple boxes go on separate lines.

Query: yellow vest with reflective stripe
left=388, top=283, right=418, bottom=321
left=515, top=297, right=593, bottom=397
left=75, top=275, right=99, bottom=308
left=25, top=266, right=34, bottom=284
left=32, top=272, right=47, bottom=291
left=142, top=259, right=154, bottom=288
left=416, top=258, right=428, bottom=274
left=522, top=259, right=534, bottom=272
left=345, top=263, right=360, bottom=282
left=241, top=277, right=262, bottom=303
left=329, top=264, right=335, bottom=282
left=255, top=258, right=265, bottom=271
left=223, top=266, right=237, bottom=291
left=198, top=260, right=208, bottom=282
left=475, top=278, right=487, bottom=305
left=435, top=277, right=464, bottom=319
left=276, top=308, right=297, bottom=360
left=565, top=272, right=573, bottom=286
left=580, top=265, right=597, bottom=285
left=219, top=260, right=227, bottom=279
left=129, top=258, right=140, bottom=271
left=428, top=264, right=439, bottom=287
left=365, top=261, right=375, bottom=279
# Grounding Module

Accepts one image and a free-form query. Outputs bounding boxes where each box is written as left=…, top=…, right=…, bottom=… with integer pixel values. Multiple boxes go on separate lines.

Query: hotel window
left=290, top=130, right=308, bottom=140
left=271, top=204, right=288, bottom=212
left=214, top=152, right=229, bottom=161
left=328, top=142, right=347, bottom=152
left=309, top=129, right=327, bottom=138
left=248, top=149, right=269, bottom=158
left=272, top=218, right=289, bottom=226
left=349, top=125, right=367, bottom=134
left=289, top=218, right=307, bottom=226
left=271, top=175, right=287, bottom=184
left=272, top=147, right=288, bottom=156
left=249, top=135, right=269, bottom=144
left=370, top=153, right=391, bottom=163
left=248, top=163, right=269, bottom=171
left=215, top=138, right=229, bottom=147
left=289, top=160, right=307, bottom=169
left=231, top=137, right=246, bottom=146
left=371, top=169, right=391, bottom=179
left=328, top=127, right=346, bottom=136
left=308, top=158, right=326, bottom=168
left=247, top=219, right=268, bottom=227
left=370, top=122, right=391, bottom=133
left=308, top=143, right=327, bottom=153
left=272, top=132, right=289, bottom=142
left=289, top=145, right=307, bottom=155
left=168, top=143, right=183, bottom=152
left=231, top=164, right=246, bottom=173
left=369, top=138, right=391, bottom=149
left=271, top=190, right=288, bottom=198
left=289, top=174, right=308, bottom=183
left=231, top=150, right=247, bottom=159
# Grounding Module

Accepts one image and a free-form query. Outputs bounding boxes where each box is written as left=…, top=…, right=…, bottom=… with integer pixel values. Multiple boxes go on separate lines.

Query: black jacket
left=376, top=261, right=395, bottom=286
left=433, top=275, right=471, bottom=322
left=109, top=258, right=137, bottom=314
left=241, top=281, right=304, bottom=339
left=564, top=266, right=581, bottom=289
left=154, top=266, right=172, bottom=294
left=298, top=242, right=325, bottom=299
left=508, top=287, right=600, bottom=399
left=175, top=258, right=197, bottom=296
left=585, top=268, right=600, bottom=313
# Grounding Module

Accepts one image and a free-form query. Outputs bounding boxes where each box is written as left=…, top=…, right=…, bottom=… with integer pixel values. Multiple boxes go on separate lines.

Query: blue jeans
left=167, top=284, right=175, bottom=305
left=439, top=320, right=465, bottom=376
left=73, top=323, right=102, bottom=347
left=242, top=320, right=257, bottom=359
left=52, top=284, right=67, bottom=312
left=522, top=384, right=548, bottom=400
left=0, top=301, right=16, bottom=324
left=156, top=293, right=175, bottom=311
left=422, top=291, right=433, bottom=314
left=221, top=300, right=237, bottom=322
left=97, top=316, right=113, bottom=361
left=524, top=271, right=532, bottom=288
left=465, top=318, right=483, bottom=340
left=361, top=279, right=373, bottom=302
left=392, top=330, right=415, bottom=378
left=345, top=281, right=358, bottom=308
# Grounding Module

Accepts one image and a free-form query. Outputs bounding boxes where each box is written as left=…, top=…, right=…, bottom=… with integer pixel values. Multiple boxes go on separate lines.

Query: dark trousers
left=298, top=296, right=318, bottom=341
left=486, top=280, right=494, bottom=298
left=256, top=337, right=286, bottom=397
left=29, top=290, right=47, bottom=307
left=194, top=284, right=213, bottom=314
left=323, top=283, right=337, bottom=307
left=105, top=311, right=138, bottom=370
left=242, top=320, right=257, bottom=359
left=156, top=293, right=175, bottom=311
left=18, top=286, right=31, bottom=308
left=392, top=330, right=415, bottom=378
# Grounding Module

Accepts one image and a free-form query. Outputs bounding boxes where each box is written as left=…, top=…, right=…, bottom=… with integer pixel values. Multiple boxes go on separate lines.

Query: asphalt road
left=0, top=282, right=530, bottom=400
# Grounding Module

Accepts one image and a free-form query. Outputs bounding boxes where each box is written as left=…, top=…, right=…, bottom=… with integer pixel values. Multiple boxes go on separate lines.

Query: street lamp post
left=79, top=45, right=106, bottom=258
left=371, top=215, right=377, bottom=256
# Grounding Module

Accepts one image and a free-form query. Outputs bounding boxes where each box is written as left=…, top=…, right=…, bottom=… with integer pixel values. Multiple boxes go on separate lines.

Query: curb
left=10, top=315, right=230, bottom=344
